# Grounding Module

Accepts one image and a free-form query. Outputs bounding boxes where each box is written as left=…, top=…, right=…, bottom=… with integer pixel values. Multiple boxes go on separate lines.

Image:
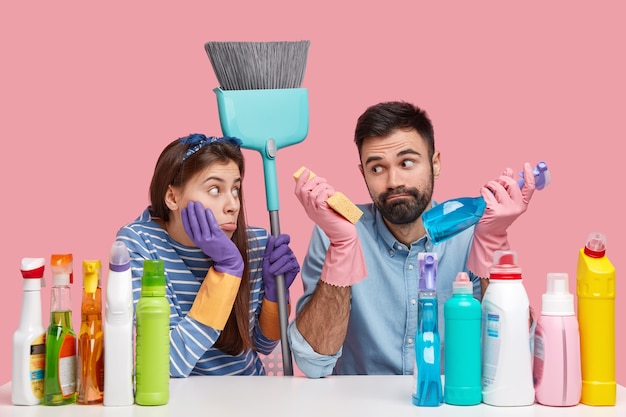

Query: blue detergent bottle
left=412, top=252, right=443, bottom=407
left=423, top=161, right=550, bottom=244
left=443, top=272, right=482, bottom=405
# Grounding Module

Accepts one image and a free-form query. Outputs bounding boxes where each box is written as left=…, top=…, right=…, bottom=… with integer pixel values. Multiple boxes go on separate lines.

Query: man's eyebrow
left=364, top=148, right=421, bottom=166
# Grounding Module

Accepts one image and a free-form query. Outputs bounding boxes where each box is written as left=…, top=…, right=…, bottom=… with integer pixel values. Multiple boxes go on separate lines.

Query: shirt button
left=408, top=337, right=414, bottom=344
left=408, top=264, right=414, bottom=270
left=411, top=299, right=417, bottom=305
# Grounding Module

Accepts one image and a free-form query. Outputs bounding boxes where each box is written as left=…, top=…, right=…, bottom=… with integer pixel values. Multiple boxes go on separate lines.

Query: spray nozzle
left=82, top=260, right=102, bottom=294
left=418, top=252, right=438, bottom=291
left=51, top=254, right=74, bottom=286
left=517, top=161, right=550, bottom=190
left=584, top=232, right=606, bottom=258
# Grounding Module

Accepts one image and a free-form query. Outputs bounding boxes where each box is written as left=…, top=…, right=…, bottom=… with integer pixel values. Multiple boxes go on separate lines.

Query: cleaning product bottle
left=481, top=250, right=534, bottom=406
left=135, top=259, right=169, bottom=406
left=44, top=253, right=77, bottom=405
left=77, top=259, right=104, bottom=404
left=443, top=272, right=482, bottom=406
left=423, top=161, right=550, bottom=244
left=103, top=241, right=135, bottom=406
left=412, top=252, right=443, bottom=407
left=576, top=232, right=616, bottom=406
left=12, top=257, right=46, bottom=405
left=533, top=272, right=581, bottom=406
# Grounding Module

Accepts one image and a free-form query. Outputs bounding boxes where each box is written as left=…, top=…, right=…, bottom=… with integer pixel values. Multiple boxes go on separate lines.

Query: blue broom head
left=214, top=87, right=309, bottom=152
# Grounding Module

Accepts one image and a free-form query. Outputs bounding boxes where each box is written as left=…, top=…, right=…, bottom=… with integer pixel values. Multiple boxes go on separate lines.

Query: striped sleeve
left=246, top=227, right=281, bottom=355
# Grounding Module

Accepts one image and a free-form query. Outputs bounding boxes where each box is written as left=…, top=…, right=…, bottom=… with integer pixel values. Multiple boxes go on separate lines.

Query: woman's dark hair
left=149, top=137, right=253, bottom=355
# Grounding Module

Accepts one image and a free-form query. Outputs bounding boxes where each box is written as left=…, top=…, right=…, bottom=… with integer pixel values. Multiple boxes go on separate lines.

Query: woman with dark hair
left=116, top=133, right=300, bottom=376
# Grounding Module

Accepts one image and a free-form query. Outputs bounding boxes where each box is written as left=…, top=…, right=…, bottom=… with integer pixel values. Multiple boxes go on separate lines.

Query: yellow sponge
left=293, top=166, right=363, bottom=224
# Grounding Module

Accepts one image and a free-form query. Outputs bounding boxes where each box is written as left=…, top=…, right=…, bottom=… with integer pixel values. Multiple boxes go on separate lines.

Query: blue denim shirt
left=288, top=202, right=480, bottom=378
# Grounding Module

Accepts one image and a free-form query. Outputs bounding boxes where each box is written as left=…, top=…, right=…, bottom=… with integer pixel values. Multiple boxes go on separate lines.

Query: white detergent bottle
left=12, top=258, right=46, bottom=405
left=481, top=250, right=535, bottom=406
left=103, top=241, right=135, bottom=406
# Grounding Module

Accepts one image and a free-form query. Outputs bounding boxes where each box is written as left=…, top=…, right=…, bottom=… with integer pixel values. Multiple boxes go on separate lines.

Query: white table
left=1, top=376, right=624, bottom=417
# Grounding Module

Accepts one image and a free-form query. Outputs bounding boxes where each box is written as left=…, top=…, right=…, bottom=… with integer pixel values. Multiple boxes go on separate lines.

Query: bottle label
left=533, top=333, right=545, bottom=386
left=482, top=312, right=501, bottom=387
left=58, top=334, right=77, bottom=397
left=29, top=334, right=46, bottom=399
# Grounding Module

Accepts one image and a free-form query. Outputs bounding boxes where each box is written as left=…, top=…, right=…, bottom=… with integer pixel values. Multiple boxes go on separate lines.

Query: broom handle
left=269, top=210, right=294, bottom=375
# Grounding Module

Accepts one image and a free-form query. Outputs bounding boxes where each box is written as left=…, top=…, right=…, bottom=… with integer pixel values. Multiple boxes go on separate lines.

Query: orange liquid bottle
left=77, top=260, right=104, bottom=404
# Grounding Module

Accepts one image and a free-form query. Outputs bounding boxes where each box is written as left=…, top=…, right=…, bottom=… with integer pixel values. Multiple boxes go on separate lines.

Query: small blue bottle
left=412, top=253, right=443, bottom=407
left=444, top=272, right=482, bottom=405
left=423, top=161, right=550, bottom=244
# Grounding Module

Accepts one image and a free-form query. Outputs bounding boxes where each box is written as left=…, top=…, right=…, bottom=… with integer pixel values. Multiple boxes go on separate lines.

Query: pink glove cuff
left=467, top=232, right=510, bottom=279
left=320, top=238, right=367, bottom=287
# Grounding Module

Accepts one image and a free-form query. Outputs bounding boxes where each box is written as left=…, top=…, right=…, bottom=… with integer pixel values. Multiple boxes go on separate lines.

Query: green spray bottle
left=135, top=259, right=170, bottom=406
left=43, top=254, right=77, bottom=405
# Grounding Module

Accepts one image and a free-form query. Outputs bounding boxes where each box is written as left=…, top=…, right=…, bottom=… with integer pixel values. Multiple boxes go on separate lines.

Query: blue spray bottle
left=412, top=252, right=443, bottom=407
left=423, top=161, right=550, bottom=245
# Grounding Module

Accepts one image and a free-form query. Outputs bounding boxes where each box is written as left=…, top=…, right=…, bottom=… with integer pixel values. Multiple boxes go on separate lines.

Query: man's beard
left=373, top=182, right=433, bottom=225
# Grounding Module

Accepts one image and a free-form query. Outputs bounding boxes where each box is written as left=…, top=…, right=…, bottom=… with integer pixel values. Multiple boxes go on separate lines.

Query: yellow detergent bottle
left=576, top=232, right=616, bottom=406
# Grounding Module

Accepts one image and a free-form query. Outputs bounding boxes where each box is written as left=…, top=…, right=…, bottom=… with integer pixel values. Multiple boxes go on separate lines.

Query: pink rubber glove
left=467, top=163, right=536, bottom=278
left=294, top=168, right=367, bottom=287
left=262, top=234, right=300, bottom=302
left=181, top=201, right=244, bottom=277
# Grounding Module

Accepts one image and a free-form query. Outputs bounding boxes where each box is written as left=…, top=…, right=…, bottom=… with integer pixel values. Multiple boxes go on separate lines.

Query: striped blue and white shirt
left=116, top=208, right=278, bottom=377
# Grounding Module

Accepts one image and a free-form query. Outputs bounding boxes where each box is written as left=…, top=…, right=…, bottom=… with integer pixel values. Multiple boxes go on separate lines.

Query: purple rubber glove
left=468, top=163, right=535, bottom=278
left=181, top=201, right=244, bottom=277
left=262, top=234, right=300, bottom=303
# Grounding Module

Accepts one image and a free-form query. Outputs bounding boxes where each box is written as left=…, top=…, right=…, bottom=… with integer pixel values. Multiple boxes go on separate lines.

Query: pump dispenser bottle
left=576, top=232, right=616, bottom=406
left=443, top=272, right=482, bottom=405
left=533, top=272, right=581, bottom=406
left=481, top=250, right=534, bottom=406
left=44, top=254, right=77, bottom=405
left=103, top=241, right=135, bottom=406
left=135, top=259, right=170, bottom=406
left=12, top=257, right=46, bottom=405
left=412, top=253, right=443, bottom=407
left=77, top=260, right=104, bottom=404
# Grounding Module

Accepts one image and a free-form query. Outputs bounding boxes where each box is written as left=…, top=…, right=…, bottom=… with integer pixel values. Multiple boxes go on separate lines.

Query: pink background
left=1, top=2, right=624, bottom=385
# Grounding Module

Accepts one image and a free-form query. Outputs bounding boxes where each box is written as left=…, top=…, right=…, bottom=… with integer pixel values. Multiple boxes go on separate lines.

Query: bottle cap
left=51, top=254, right=73, bottom=286
left=20, top=257, right=46, bottom=288
left=82, top=260, right=102, bottom=293
left=489, top=250, right=522, bottom=280
left=142, top=259, right=166, bottom=296
left=542, top=272, right=574, bottom=316
left=418, top=252, right=438, bottom=291
left=583, top=232, right=606, bottom=258
left=109, top=241, right=131, bottom=272
left=452, top=272, right=473, bottom=294
left=21, top=257, right=45, bottom=278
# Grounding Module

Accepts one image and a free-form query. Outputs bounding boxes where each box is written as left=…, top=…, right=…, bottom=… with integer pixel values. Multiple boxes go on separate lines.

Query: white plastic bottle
left=12, top=258, right=46, bottom=405
left=103, top=241, right=135, bottom=406
left=481, top=250, right=535, bottom=406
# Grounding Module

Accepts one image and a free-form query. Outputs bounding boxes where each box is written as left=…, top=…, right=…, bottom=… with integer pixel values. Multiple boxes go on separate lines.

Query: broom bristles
left=205, top=41, right=310, bottom=90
